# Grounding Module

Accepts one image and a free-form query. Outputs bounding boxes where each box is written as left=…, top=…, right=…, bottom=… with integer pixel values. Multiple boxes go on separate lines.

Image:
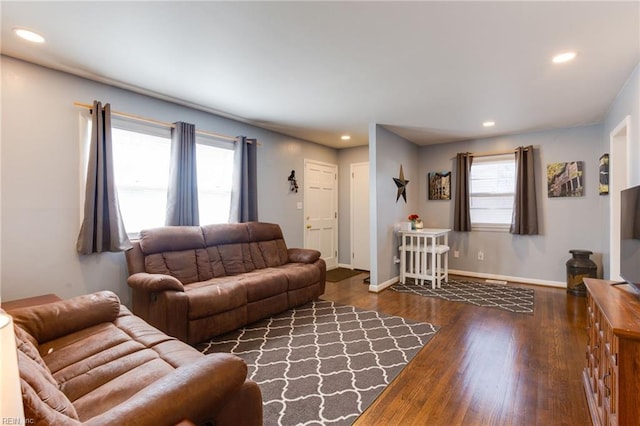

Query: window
left=195, top=138, right=234, bottom=225
left=83, top=117, right=235, bottom=237
left=469, top=154, right=516, bottom=231
left=111, top=126, right=171, bottom=234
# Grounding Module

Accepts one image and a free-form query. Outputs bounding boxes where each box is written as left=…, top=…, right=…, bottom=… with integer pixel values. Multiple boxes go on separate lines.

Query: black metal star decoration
left=393, top=165, right=409, bottom=203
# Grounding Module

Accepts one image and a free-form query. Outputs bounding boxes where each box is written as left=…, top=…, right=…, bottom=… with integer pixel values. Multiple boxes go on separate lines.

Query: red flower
left=408, top=214, right=420, bottom=221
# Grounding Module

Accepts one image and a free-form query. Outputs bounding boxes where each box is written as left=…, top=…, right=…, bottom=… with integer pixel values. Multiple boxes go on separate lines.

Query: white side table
left=399, top=228, right=450, bottom=288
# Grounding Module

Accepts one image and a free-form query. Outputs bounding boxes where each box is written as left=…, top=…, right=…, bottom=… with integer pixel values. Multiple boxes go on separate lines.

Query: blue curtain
left=166, top=122, right=199, bottom=226
left=76, top=101, right=131, bottom=254
left=229, top=136, right=258, bottom=222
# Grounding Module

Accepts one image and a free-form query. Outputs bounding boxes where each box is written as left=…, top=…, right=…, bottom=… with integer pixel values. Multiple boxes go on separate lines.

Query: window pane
left=471, top=208, right=513, bottom=224
left=196, top=142, right=234, bottom=225
left=470, top=195, right=514, bottom=209
left=111, top=128, right=170, bottom=234
left=469, top=154, right=516, bottom=226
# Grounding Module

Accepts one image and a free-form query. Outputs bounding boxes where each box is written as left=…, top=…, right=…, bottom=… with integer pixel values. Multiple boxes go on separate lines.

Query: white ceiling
left=2, top=1, right=639, bottom=149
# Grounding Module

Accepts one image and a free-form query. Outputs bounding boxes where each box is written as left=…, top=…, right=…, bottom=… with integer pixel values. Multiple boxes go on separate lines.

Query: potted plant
left=408, top=214, right=423, bottom=230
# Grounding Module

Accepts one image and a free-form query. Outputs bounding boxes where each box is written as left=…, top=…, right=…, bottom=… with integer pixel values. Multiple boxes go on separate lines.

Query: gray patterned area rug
left=391, top=278, right=534, bottom=315
left=198, top=300, right=439, bottom=425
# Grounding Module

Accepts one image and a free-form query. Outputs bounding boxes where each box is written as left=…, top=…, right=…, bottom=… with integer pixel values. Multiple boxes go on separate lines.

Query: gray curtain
left=76, top=101, right=131, bottom=254
left=229, top=136, right=258, bottom=223
left=454, top=152, right=473, bottom=232
left=510, top=146, right=539, bottom=235
left=165, top=122, right=199, bottom=226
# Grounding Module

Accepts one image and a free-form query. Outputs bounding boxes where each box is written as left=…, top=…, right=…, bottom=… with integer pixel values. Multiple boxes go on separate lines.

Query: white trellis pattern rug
left=198, top=300, right=439, bottom=426
left=391, top=278, right=535, bottom=314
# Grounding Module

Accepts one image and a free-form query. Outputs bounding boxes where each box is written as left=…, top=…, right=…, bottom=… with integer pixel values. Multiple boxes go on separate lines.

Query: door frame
left=350, top=161, right=370, bottom=271
left=609, top=115, right=631, bottom=280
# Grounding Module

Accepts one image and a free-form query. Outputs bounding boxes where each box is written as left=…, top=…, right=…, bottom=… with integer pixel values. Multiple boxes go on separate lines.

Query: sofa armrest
left=86, top=354, right=254, bottom=426
left=288, top=248, right=321, bottom=264
left=8, top=291, right=120, bottom=344
left=127, top=272, right=184, bottom=293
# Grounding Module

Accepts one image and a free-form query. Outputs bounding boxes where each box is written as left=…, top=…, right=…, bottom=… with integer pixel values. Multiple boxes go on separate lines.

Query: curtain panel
left=229, top=136, right=258, bottom=223
left=510, top=145, right=539, bottom=235
left=453, top=152, right=473, bottom=232
left=76, top=101, right=131, bottom=254
left=165, top=122, right=199, bottom=226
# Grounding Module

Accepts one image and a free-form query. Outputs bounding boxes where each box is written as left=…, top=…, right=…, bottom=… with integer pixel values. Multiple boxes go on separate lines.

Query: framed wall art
left=428, top=171, right=451, bottom=200
left=599, top=154, right=609, bottom=195
left=547, top=161, right=584, bottom=197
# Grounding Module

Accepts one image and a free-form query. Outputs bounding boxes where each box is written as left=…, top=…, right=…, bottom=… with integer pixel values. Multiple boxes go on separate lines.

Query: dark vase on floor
left=566, top=250, right=597, bottom=297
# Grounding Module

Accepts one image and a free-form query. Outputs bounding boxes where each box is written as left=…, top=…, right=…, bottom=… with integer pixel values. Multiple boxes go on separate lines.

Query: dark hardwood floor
left=322, top=273, right=591, bottom=425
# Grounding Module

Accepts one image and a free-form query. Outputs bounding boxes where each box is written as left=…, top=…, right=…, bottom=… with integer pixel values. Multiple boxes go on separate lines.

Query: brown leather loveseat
left=125, top=222, right=326, bottom=344
left=7, top=290, right=262, bottom=425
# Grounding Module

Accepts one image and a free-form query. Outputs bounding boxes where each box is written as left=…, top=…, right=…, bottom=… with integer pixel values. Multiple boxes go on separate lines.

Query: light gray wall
left=601, top=63, right=640, bottom=277
left=337, top=145, right=369, bottom=266
left=418, top=124, right=606, bottom=284
left=0, top=56, right=337, bottom=303
left=370, top=124, right=419, bottom=288
left=604, top=63, right=640, bottom=187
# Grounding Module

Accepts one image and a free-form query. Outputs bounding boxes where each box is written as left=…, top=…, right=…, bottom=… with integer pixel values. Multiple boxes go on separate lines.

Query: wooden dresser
left=583, top=278, right=640, bottom=426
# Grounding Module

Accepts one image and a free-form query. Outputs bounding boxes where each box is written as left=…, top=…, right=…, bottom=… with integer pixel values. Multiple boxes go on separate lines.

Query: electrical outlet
left=453, top=250, right=460, bottom=258
left=477, top=251, right=484, bottom=261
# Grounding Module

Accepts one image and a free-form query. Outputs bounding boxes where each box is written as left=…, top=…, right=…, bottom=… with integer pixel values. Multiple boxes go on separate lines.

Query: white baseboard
left=449, top=269, right=566, bottom=288
left=368, top=275, right=398, bottom=293
left=337, top=263, right=352, bottom=269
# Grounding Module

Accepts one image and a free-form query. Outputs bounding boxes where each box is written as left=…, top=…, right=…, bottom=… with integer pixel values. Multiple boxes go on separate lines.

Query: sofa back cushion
left=139, top=226, right=207, bottom=285
left=202, top=223, right=289, bottom=276
left=10, top=292, right=121, bottom=345
left=137, top=222, right=290, bottom=281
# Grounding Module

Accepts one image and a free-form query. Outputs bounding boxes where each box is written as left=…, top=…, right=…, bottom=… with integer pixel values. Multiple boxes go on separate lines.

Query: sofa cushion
left=139, top=227, right=211, bottom=285
left=246, top=222, right=285, bottom=242
left=144, top=248, right=210, bottom=284
left=250, top=240, right=289, bottom=268
left=139, top=226, right=205, bottom=254
left=10, top=292, right=120, bottom=344
left=202, top=223, right=290, bottom=273
left=238, top=269, right=289, bottom=302
left=15, top=324, right=80, bottom=424
left=278, top=262, right=323, bottom=290
left=185, top=279, right=247, bottom=320
left=202, top=223, right=251, bottom=246
left=214, top=243, right=256, bottom=275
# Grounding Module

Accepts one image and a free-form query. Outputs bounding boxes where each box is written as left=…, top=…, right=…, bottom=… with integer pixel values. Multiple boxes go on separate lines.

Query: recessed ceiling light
left=552, top=51, right=577, bottom=64
left=482, top=121, right=495, bottom=128
left=341, top=135, right=351, bottom=141
left=13, top=28, right=45, bottom=43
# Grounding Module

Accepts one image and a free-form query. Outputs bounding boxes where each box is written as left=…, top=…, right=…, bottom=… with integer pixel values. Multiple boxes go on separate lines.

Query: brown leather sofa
left=125, top=222, right=326, bottom=344
left=6, top=291, right=262, bottom=426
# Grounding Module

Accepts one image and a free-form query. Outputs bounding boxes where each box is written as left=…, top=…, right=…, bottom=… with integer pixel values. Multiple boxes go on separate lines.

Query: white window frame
left=469, top=153, right=516, bottom=232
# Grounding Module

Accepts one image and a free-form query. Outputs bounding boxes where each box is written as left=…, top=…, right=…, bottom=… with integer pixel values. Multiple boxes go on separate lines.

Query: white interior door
left=351, top=162, right=370, bottom=271
left=609, top=116, right=630, bottom=280
left=304, top=160, right=338, bottom=270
